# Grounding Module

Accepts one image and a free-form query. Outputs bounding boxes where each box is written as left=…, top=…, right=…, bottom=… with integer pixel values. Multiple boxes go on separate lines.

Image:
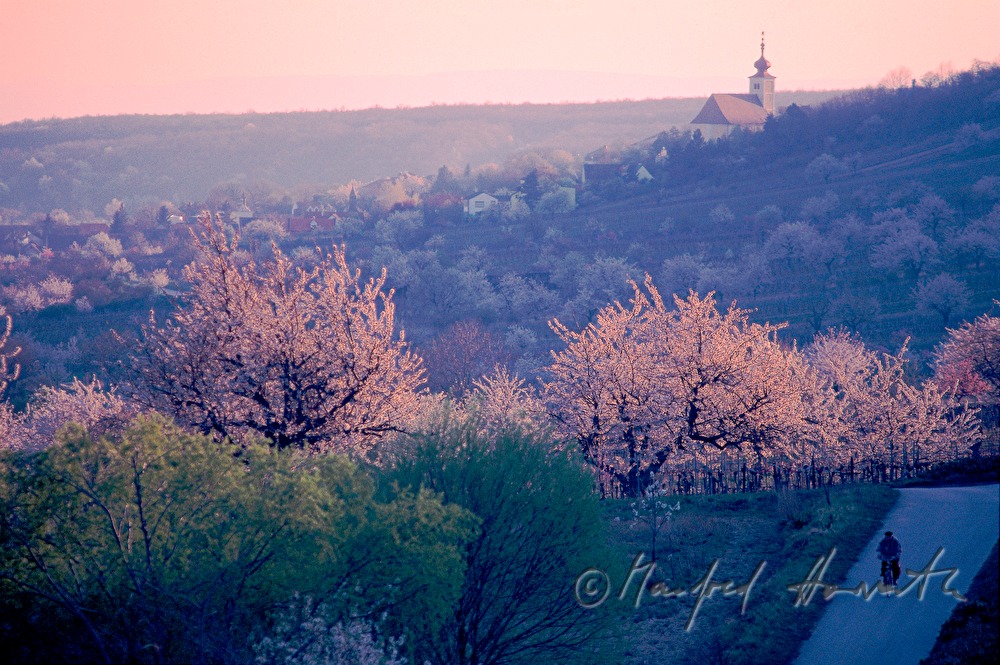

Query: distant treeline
left=0, top=92, right=841, bottom=214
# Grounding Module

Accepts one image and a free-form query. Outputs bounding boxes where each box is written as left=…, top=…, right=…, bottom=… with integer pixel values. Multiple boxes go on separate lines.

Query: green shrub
left=386, top=418, right=619, bottom=664
left=0, top=415, right=476, bottom=664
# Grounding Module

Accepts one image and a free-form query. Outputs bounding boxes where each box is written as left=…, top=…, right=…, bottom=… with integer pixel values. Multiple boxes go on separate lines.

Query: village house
left=225, top=197, right=255, bottom=229
left=287, top=201, right=341, bottom=233
left=464, top=192, right=499, bottom=217
left=76, top=222, right=111, bottom=238
left=76, top=221, right=112, bottom=236
left=581, top=137, right=662, bottom=188
left=286, top=215, right=340, bottom=233
left=634, top=165, right=654, bottom=183
left=582, top=145, right=625, bottom=185
left=558, top=185, right=578, bottom=209
left=0, top=227, right=43, bottom=259
left=357, top=172, right=426, bottom=212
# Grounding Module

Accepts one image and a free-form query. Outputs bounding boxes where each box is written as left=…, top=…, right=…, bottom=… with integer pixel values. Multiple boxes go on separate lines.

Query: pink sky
left=3, top=0, right=998, bottom=124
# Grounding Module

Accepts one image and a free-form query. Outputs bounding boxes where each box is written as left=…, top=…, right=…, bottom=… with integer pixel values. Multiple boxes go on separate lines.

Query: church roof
left=691, top=94, right=768, bottom=126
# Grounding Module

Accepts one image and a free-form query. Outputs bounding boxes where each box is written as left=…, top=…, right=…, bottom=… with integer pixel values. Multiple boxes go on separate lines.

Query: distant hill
left=340, top=66, right=999, bottom=370
left=2, top=69, right=998, bottom=401
left=0, top=91, right=842, bottom=214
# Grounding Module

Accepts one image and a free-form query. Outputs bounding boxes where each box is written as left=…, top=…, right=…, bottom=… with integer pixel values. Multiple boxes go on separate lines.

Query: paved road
left=793, top=484, right=1000, bottom=664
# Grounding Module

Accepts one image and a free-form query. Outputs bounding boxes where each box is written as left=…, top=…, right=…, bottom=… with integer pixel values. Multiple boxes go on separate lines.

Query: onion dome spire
left=754, top=31, right=771, bottom=75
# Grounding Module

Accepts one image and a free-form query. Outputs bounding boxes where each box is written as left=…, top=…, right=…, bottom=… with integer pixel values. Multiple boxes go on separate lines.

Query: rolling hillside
left=0, top=91, right=841, bottom=214
left=1, top=68, right=998, bottom=399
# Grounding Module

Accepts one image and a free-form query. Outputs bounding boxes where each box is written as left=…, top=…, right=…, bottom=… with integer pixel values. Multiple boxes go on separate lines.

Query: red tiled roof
left=287, top=217, right=313, bottom=233
left=286, top=215, right=339, bottom=233
left=77, top=222, right=112, bottom=235
left=691, top=94, right=768, bottom=126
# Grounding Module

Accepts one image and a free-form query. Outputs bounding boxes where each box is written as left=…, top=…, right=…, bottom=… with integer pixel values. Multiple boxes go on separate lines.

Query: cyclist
left=877, top=530, right=902, bottom=586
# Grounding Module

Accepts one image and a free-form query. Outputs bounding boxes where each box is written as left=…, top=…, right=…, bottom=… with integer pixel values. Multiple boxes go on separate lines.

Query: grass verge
left=596, top=483, right=898, bottom=665
left=919, top=541, right=999, bottom=665
left=896, top=455, right=1000, bottom=488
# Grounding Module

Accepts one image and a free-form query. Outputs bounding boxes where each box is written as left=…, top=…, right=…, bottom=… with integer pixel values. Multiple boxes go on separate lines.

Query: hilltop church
left=691, top=35, right=776, bottom=140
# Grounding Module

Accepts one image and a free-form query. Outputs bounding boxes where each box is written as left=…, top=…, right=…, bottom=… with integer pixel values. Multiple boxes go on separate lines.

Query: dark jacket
left=878, top=536, right=902, bottom=560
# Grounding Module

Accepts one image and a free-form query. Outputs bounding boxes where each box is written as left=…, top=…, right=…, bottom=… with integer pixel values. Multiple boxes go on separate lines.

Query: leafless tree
left=879, top=66, right=914, bottom=89
left=914, top=273, right=970, bottom=327
left=466, top=365, right=548, bottom=436
left=421, top=320, right=510, bottom=398
left=869, top=213, right=939, bottom=281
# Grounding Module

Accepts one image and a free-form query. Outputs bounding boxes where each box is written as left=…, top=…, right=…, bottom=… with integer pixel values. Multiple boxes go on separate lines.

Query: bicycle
left=880, top=557, right=900, bottom=592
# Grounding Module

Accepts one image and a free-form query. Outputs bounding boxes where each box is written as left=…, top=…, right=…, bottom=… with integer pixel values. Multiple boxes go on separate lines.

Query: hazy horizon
left=4, top=0, right=997, bottom=124
left=2, top=70, right=862, bottom=125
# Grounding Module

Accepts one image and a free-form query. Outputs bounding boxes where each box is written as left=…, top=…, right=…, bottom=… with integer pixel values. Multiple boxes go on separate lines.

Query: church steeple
left=753, top=32, right=771, bottom=76
left=748, top=32, right=775, bottom=115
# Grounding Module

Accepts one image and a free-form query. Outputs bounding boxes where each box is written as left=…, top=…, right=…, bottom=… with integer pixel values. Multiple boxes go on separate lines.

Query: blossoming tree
left=129, top=213, right=424, bottom=454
